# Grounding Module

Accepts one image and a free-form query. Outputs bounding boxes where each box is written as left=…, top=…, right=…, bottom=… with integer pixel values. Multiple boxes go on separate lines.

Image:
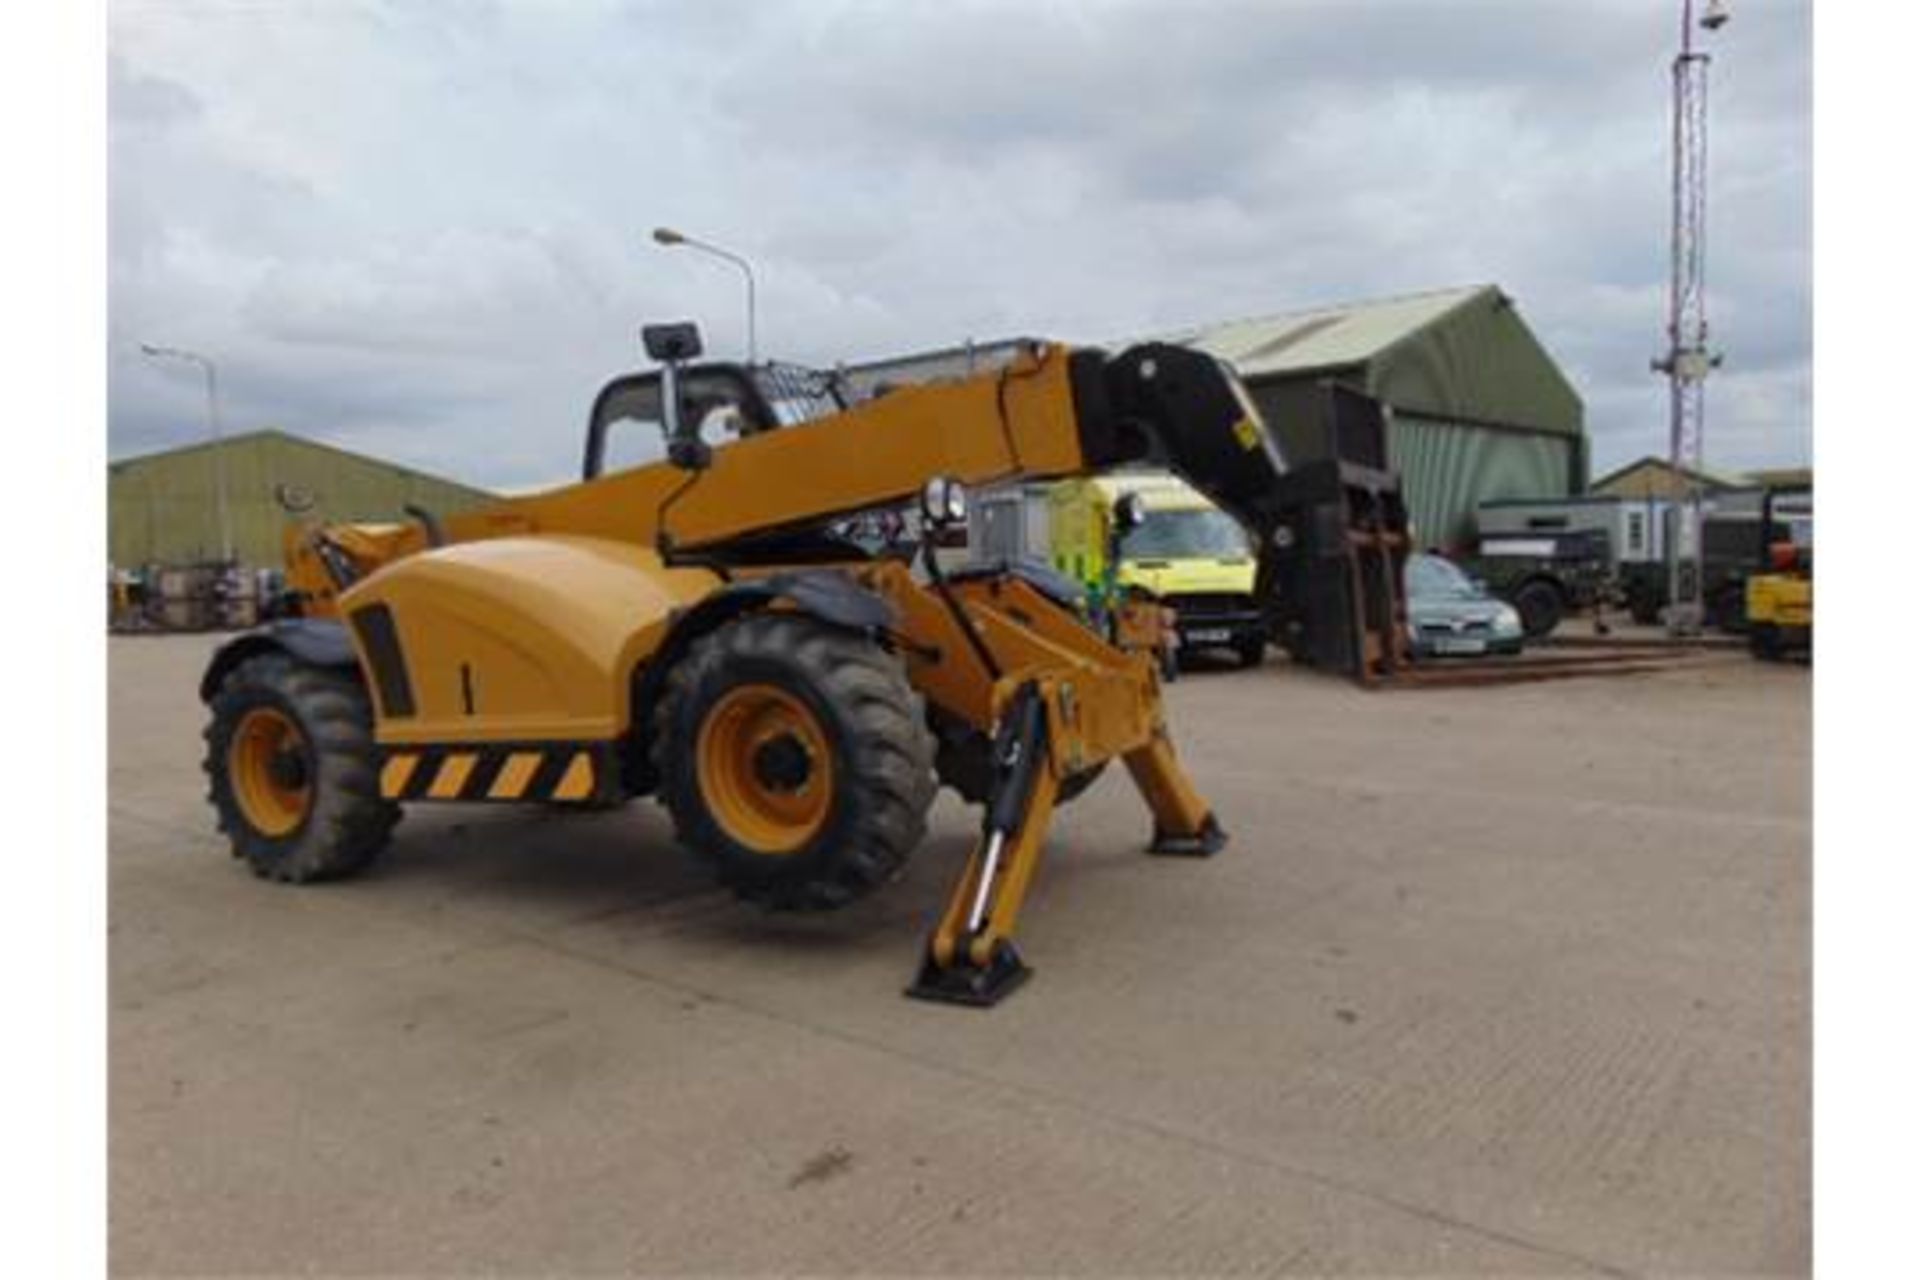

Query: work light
left=921, top=476, right=967, bottom=526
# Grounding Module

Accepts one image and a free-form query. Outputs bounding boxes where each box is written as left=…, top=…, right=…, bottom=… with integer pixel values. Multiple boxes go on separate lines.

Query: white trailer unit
left=1475, top=495, right=1667, bottom=568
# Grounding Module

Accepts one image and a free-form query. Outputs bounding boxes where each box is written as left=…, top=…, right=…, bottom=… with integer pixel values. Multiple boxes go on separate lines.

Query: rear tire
left=1513, top=580, right=1564, bottom=638
left=654, top=612, right=937, bottom=911
left=204, top=652, right=399, bottom=883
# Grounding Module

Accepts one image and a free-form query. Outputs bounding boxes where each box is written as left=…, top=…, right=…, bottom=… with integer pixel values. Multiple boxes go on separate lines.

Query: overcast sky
left=108, top=0, right=1810, bottom=490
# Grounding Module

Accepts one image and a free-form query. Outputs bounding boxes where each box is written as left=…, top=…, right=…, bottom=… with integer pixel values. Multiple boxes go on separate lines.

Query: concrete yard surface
left=110, top=636, right=1809, bottom=1277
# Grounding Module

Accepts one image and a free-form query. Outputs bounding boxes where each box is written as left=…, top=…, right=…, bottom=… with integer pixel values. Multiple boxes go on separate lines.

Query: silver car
left=1406, top=553, right=1525, bottom=658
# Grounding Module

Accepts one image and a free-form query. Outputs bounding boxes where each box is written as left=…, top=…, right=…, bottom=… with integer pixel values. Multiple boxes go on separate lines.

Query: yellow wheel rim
left=695, top=684, right=835, bottom=855
left=229, top=706, right=313, bottom=838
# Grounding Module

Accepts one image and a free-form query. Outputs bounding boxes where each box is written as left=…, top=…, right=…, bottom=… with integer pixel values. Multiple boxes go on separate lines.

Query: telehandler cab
left=200, top=322, right=1292, bottom=1005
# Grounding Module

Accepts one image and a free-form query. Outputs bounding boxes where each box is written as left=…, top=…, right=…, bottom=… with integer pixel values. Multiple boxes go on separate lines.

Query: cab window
left=1121, top=508, right=1249, bottom=560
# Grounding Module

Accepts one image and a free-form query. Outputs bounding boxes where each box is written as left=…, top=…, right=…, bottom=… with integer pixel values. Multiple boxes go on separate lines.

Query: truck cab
left=1049, top=473, right=1268, bottom=667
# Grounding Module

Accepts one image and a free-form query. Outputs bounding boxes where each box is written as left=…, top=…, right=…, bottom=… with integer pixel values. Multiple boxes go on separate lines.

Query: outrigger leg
left=908, top=682, right=1059, bottom=1006
left=1125, top=728, right=1229, bottom=857
left=906, top=679, right=1229, bottom=1008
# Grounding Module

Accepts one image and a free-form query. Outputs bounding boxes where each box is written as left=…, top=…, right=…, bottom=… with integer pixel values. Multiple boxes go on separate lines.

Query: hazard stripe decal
left=428, top=753, right=478, bottom=799
left=379, top=743, right=607, bottom=803
left=380, top=754, right=419, bottom=798
left=553, top=753, right=595, bottom=801
left=488, top=752, right=543, bottom=799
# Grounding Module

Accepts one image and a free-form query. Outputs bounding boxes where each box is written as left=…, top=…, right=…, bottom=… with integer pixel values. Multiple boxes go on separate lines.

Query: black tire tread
left=1513, top=580, right=1564, bottom=638
left=652, top=612, right=937, bottom=911
left=203, top=652, right=400, bottom=883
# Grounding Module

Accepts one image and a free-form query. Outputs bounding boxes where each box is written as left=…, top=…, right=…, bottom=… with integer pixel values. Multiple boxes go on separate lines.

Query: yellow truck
left=1049, top=472, right=1268, bottom=667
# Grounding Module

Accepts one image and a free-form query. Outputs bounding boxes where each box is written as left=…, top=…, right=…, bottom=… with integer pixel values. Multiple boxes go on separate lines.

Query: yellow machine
left=199, top=323, right=1289, bottom=1004
left=1049, top=473, right=1267, bottom=667
left=1745, top=486, right=1812, bottom=661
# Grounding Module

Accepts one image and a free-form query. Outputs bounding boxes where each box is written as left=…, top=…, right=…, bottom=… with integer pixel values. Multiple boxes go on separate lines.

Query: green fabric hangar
left=1169, top=285, right=1586, bottom=552
left=109, top=428, right=496, bottom=571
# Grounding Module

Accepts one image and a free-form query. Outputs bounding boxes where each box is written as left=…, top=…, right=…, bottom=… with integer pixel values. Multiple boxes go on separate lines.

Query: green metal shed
left=1169, top=285, right=1586, bottom=550
left=108, top=429, right=496, bottom=570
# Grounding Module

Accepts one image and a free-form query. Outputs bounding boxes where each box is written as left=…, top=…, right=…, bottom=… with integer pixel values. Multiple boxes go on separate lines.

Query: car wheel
left=1512, top=581, right=1563, bottom=638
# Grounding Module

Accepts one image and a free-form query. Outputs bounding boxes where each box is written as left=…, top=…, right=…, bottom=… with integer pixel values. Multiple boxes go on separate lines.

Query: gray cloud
left=109, top=0, right=1810, bottom=489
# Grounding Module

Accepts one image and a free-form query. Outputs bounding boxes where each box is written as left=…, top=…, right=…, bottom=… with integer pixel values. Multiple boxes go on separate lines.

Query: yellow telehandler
left=199, top=323, right=1290, bottom=1004
left=1745, top=485, right=1812, bottom=661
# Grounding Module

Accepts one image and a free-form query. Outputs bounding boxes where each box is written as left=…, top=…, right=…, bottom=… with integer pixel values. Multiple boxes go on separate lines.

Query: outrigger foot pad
left=1149, top=812, right=1228, bottom=857
left=905, top=941, right=1032, bottom=1007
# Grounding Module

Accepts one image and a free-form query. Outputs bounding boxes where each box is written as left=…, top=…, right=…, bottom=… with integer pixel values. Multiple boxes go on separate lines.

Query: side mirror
left=642, top=322, right=703, bottom=363
left=1113, top=492, right=1147, bottom=536
left=643, top=321, right=711, bottom=471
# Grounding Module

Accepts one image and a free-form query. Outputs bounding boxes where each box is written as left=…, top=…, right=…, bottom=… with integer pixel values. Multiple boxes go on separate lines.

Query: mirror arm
left=659, top=356, right=713, bottom=471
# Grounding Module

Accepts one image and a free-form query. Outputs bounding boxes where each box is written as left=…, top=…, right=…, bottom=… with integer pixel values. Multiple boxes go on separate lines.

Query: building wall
left=1390, top=415, right=1580, bottom=551
left=1247, top=383, right=1580, bottom=552
left=109, top=431, right=495, bottom=569
left=1361, top=288, right=1584, bottom=439
left=1243, top=294, right=1587, bottom=552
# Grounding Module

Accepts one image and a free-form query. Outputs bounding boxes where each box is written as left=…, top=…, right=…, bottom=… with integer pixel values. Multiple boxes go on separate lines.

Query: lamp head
left=919, top=476, right=968, bottom=528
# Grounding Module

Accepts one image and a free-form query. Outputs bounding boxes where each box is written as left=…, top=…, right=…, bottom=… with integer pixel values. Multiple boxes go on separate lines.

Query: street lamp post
left=651, top=226, right=758, bottom=364
left=141, top=343, right=234, bottom=566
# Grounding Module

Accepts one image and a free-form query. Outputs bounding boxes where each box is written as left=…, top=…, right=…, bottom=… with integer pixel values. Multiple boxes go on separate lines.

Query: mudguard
left=725, top=569, right=895, bottom=631
left=199, top=619, right=359, bottom=703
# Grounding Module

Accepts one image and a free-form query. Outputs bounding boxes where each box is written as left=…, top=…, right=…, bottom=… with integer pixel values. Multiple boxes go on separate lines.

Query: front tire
left=204, top=652, right=399, bottom=882
left=654, top=613, right=938, bottom=911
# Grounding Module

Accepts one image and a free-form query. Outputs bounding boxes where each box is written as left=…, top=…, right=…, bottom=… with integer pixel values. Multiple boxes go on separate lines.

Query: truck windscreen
left=1123, top=509, right=1249, bottom=560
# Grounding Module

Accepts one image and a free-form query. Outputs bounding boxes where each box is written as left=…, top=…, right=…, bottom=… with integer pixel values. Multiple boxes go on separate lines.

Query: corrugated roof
left=1157, top=284, right=1495, bottom=380
left=1589, top=454, right=1749, bottom=494
left=1743, top=465, right=1813, bottom=490
left=109, top=427, right=494, bottom=499
left=839, top=285, right=1502, bottom=387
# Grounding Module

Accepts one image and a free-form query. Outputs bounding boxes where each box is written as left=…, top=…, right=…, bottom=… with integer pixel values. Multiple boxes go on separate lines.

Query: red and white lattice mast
left=1653, top=0, right=1730, bottom=634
